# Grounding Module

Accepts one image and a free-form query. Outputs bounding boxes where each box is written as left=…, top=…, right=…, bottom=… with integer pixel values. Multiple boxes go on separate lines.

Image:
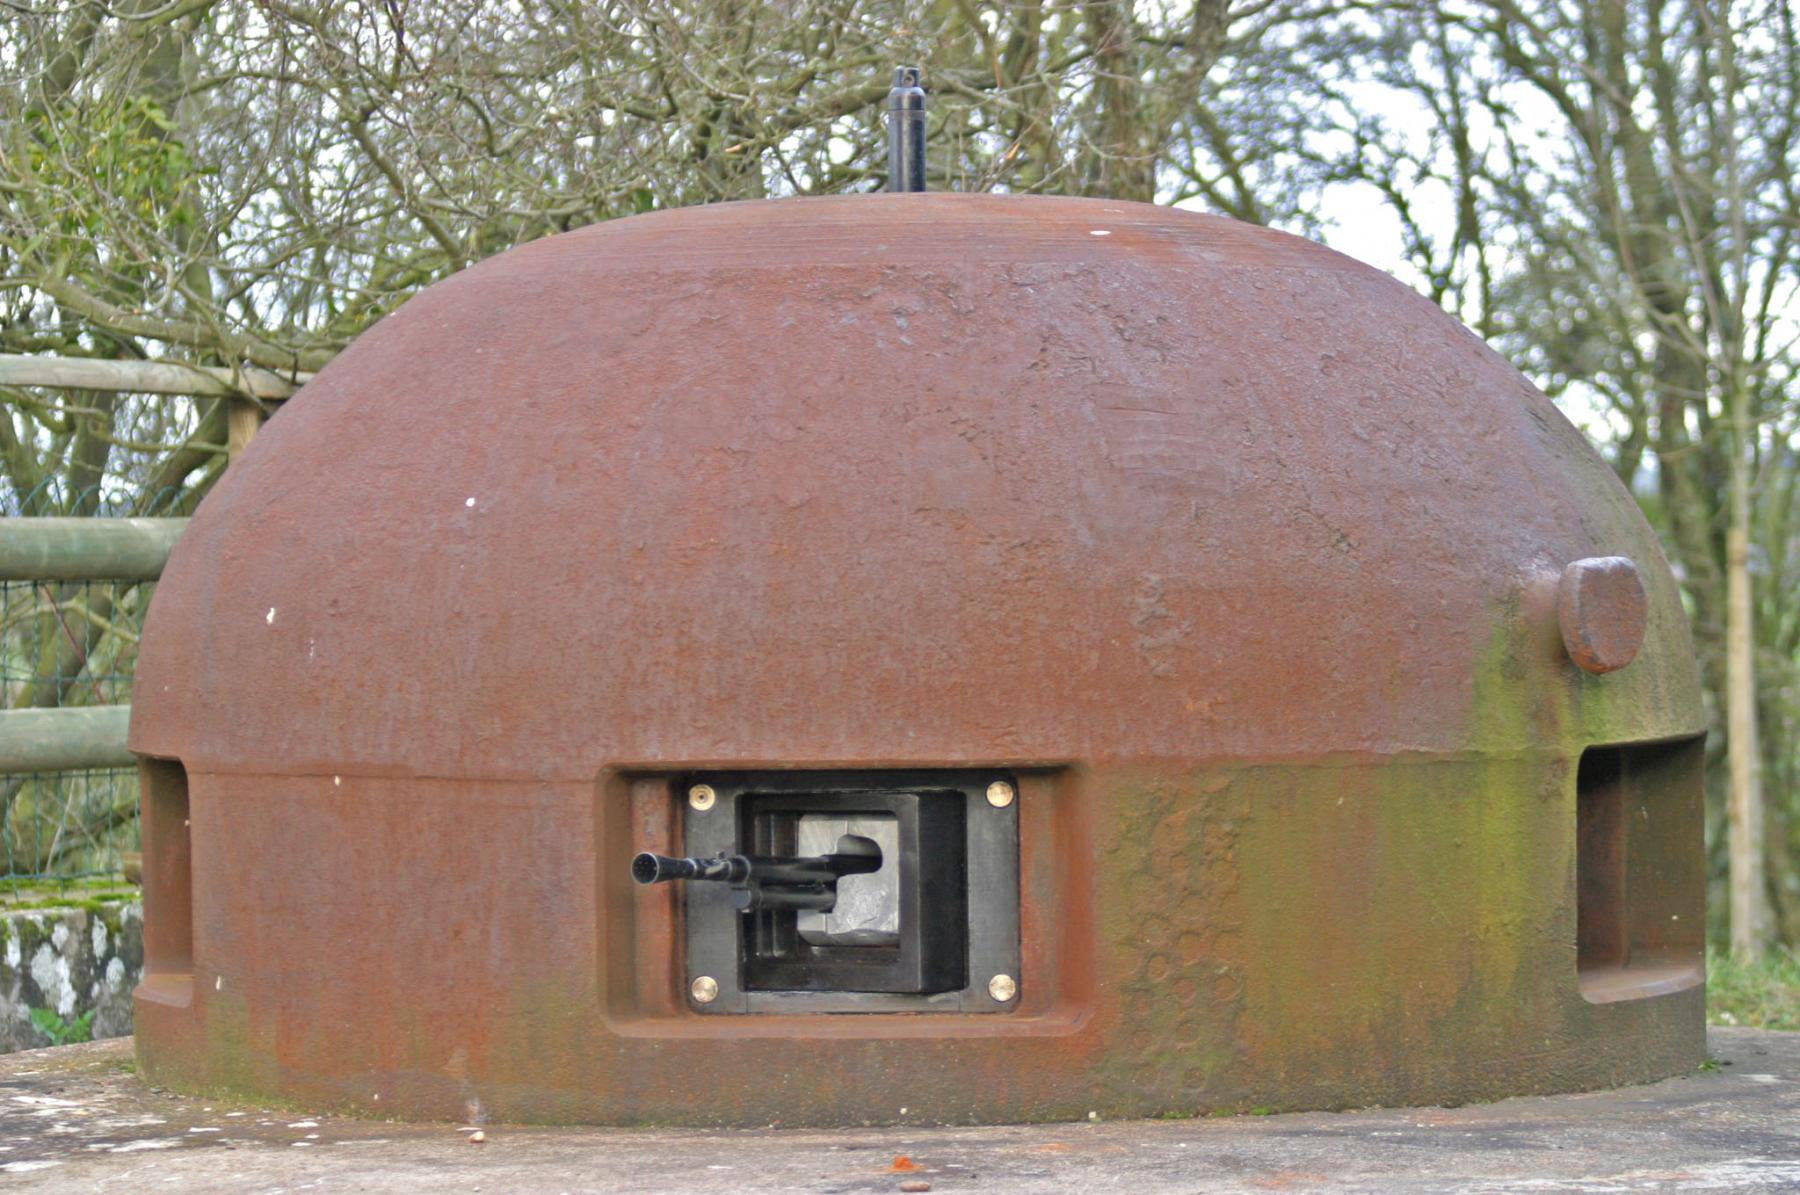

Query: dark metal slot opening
left=1575, top=736, right=1705, bottom=1003
left=139, top=757, right=193, bottom=980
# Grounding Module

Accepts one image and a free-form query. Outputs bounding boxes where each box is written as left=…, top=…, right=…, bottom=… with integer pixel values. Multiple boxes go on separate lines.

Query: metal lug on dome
left=1559, top=556, right=1648, bottom=673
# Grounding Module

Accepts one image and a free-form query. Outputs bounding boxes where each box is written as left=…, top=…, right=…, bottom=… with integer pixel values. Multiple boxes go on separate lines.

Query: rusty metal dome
left=130, top=195, right=1705, bottom=1125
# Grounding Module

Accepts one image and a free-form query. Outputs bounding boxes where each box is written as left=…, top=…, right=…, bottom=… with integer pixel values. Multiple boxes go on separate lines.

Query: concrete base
left=3, top=1029, right=1796, bottom=1192
left=0, top=900, right=140, bottom=1053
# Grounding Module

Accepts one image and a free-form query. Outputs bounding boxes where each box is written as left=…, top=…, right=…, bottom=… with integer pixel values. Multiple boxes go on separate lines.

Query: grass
left=0, top=873, right=135, bottom=912
left=1707, top=946, right=1800, bottom=1031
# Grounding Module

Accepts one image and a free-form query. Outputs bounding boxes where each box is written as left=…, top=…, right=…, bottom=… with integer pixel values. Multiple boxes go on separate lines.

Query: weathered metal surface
left=1559, top=556, right=1648, bottom=674
left=0, top=517, right=187, bottom=582
left=0, top=705, right=134, bottom=774
left=128, top=195, right=1706, bottom=1126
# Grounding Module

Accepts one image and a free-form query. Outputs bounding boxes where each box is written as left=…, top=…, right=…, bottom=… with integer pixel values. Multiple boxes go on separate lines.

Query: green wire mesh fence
left=1, top=768, right=139, bottom=881
left=4, top=480, right=195, bottom=518
left=1, top=483, right=180, bottom=880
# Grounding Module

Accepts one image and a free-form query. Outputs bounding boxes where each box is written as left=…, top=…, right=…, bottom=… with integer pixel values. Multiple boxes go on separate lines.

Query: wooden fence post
left=227, top=399, right=264, bottom=460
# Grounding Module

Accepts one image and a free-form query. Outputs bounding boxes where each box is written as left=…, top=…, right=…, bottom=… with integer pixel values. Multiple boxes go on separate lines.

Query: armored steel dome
left=131, top=195, right=1706, bottom=1126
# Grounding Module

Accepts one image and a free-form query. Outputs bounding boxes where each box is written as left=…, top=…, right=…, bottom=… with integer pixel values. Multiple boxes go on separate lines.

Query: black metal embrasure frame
left=679, top=769, right=1021, bottom=1014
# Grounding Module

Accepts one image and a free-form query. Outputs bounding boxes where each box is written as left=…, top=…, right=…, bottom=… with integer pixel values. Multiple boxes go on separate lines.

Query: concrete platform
left=3, top=1029, right=1796, bottom=1193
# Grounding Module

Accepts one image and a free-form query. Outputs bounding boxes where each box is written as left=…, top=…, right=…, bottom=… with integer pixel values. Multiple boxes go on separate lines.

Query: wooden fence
left=1, top=355, right=306, bottom=873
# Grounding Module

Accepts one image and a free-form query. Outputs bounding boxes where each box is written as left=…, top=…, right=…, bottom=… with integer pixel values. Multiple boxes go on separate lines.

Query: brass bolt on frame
left=988, top=974, right=1018, bottom=1003
left=691, top=975, right=720, bottom=1004
left=688, top=783, right=717, bottom=811
left=986, top=779, right=1015, bottom=808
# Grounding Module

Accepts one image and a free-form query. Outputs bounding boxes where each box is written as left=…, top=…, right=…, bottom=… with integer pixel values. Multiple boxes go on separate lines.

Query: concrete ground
left=3, top=1030, right=1796, bottom=1194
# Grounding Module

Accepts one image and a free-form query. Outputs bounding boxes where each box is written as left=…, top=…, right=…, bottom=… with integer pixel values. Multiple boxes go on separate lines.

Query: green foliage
left=0, top=874, right=135, bottom=910
left=0, top=873, right=132, bottom=898
left=25, top=96, right=204, bottom=252
left=29, top=1006, right=95, bottom=1046
left=0, top=890, right=136, bottom=914
left=1707, top=948, right=1800, bottom=1031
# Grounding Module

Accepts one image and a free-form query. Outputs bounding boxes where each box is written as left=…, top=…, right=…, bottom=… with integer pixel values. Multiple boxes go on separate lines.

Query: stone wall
left=0, top=901, right=141, bottom=1053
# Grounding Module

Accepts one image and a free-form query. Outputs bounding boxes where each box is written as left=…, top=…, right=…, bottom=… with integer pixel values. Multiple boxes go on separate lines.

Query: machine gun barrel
left=631, top=853, right=749, bottom=885
left=631, top=839, right=881, bottom=915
